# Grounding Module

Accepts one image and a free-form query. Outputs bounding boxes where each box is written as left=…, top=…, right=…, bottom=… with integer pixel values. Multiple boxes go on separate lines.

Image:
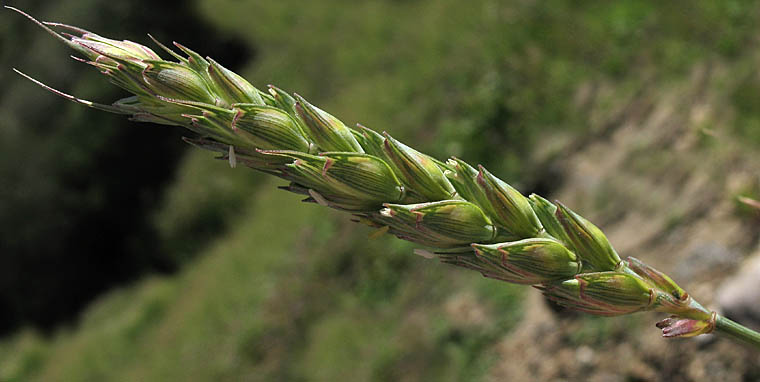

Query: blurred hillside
left=0, top=0, right=252, bottom=332
left=2, top=0, right=760, bottom=381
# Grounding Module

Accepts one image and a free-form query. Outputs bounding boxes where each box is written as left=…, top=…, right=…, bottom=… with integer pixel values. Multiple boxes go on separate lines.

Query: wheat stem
left=714, top=315, right=760, bottom=348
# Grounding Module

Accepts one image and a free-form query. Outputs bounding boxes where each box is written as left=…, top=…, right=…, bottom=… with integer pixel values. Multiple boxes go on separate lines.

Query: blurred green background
left=2, top=1, right=760, bottom=381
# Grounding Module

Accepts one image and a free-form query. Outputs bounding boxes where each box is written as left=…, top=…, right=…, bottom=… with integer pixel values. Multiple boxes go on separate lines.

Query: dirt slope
left=488, top=63, right=760, bottom=382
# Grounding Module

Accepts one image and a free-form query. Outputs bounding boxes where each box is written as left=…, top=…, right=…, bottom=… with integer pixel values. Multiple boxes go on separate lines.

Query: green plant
left=9, top=7, right=760, bottom=348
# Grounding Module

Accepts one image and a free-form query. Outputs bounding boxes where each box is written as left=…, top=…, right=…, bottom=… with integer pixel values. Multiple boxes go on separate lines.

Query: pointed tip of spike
left=147, top=34, right=185, bottom=62
left=13, top=68, right=130, bottom=114
left=5, top=5, right=30, bottom=18
left=7, top=6, right=78, bottom=48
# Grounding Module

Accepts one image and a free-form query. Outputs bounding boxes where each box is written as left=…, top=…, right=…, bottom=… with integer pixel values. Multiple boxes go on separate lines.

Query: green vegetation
left=0, top=171, right=523, bottom=381
left=5, top=0, right=760, bottom=380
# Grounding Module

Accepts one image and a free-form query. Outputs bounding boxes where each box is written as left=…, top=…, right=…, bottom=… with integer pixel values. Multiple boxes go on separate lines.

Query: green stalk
left=714, top=315, right=760, bottom=348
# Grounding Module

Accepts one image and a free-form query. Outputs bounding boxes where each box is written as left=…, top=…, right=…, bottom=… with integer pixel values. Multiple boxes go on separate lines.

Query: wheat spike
left=8, top=6, right=760, bottom=347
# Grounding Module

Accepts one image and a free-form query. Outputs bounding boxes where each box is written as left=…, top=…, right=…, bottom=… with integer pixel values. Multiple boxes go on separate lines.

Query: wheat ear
left=9, top=7, right=760, bottom=348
